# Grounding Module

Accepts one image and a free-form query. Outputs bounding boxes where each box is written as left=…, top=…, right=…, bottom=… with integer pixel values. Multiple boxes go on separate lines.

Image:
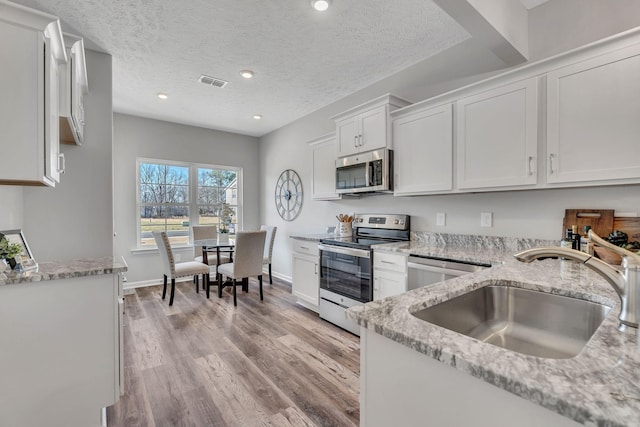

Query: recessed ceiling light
left=311, top=0, right=330, bottom=11
left=241, top=70, right=254, bottom=79
left=253, top=115, right=262, bottom=120
left=157, top=93, right=168, bottom=100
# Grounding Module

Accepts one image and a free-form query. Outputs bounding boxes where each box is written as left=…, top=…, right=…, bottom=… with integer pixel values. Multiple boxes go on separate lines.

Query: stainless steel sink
left=411, top=285, right=611, bottom=359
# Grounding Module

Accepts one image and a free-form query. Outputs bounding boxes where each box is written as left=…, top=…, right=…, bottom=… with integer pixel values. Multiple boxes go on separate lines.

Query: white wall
left=22, top=50, right=114, bottom=262
left=259, top=7, right=640, bottom=281
left=528, top=0, right=640, bottom=60
left=113, top=113, right=260, bottom=285
left=0, top=187, right=23, bottom=231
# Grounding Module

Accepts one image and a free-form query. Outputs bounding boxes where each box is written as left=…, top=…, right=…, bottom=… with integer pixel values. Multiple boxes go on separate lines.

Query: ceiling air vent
left=198, top=74, right=228, bottom=88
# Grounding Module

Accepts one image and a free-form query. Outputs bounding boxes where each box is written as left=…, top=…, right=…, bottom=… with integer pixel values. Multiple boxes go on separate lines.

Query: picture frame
left=0, top=229, right=38, bottom=272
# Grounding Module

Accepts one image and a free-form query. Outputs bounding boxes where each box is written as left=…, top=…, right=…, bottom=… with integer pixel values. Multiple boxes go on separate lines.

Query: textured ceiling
left=12, top=0, right=471, bottom=137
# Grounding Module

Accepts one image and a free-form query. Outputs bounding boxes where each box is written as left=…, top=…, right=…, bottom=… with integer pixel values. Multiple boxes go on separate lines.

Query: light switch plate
left=480, top=212, right=493, bottom=227
left=436, top=212, right=446, bottom=226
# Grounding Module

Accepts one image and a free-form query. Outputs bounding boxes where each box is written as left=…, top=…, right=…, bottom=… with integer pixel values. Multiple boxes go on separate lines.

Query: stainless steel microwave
left=335, top=148, right=393, bottom=194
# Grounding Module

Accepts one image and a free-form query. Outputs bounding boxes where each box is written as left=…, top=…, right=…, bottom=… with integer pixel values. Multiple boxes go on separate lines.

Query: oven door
left=318, top=244, right=372, bottom=303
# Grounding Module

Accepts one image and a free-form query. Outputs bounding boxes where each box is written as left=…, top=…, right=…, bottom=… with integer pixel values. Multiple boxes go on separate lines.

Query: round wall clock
left=274, top=169, right=303, bottom=221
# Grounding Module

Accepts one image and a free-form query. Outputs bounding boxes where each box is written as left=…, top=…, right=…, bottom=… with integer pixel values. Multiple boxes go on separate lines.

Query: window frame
left=136, top=157, right=243, bottom=249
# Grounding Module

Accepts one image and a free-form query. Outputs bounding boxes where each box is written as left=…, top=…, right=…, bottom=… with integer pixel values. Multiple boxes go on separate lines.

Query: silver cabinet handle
left=314, top=264, right=318, bottom=274
left=358, top=134, right=363, bottom=147
left=58, top=153, right=66, bottom=174
left=549, top=153, right=555, bottom=174
left=354, top=135, right=358, bottom=148
left=381, top=260, right=395, bottom=264
left=300, top=246, right=309, bottom=250
left=528, top=156, right=535, bottom=176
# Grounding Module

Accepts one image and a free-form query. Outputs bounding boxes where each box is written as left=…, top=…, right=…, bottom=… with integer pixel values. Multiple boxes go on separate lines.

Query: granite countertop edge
left=289, top=233, right=337, bottom=242
left=348, top=256, right=640, bottom=427
left=0, top=257, right=128, bottom=286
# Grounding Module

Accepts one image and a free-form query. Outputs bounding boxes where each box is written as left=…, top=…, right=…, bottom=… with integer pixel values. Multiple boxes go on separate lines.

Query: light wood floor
left=106, top=276, right=360, bottom=427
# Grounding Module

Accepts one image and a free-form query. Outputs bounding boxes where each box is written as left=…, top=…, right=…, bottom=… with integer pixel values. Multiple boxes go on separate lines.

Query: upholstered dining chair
left=260, top=225, right=277, bottom=284
left=153, top=231, right=210, bottom=306
left=215, top=230, right=266, bottom=306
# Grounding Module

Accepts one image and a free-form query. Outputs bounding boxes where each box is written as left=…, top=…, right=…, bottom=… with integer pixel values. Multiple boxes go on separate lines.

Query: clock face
left=275, top=169, right=303, bottom=221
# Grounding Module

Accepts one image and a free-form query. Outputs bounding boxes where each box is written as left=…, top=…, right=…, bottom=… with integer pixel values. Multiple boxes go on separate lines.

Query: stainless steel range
left=318, top=213, right=410, bottom=335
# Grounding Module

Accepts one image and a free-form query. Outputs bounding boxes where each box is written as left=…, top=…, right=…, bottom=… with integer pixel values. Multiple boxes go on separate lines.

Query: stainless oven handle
left=318, top=243, right=371, bottom=258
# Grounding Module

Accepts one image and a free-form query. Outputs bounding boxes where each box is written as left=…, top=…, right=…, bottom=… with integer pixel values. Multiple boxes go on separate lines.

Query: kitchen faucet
left=514, top=230, right=640, bottom=330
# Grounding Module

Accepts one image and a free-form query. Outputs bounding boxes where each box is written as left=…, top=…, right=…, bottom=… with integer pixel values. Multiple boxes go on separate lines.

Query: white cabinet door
left=309, top=134, right=341, bottom=200
left=336, top=116, right=360, bottom=157
left=0, top=5, right=65, bottom=187
left=374, top=269, right=407, bottom=300
left=59, top=34, right=88, bottom=146
left=0, top=274, right=118, bottom=427
left=334, top=95, right=410, bottom=157
left=393, top=103, right=453, bottom=195
left=456, top=78, right=538, bottom=190
left=359, top=105, right=387, bottom=152
left=292, top=252, right=319, bottom=308
left=45, top=36, right=62, bottom=183
left=546, top=43, right=640, bottom=184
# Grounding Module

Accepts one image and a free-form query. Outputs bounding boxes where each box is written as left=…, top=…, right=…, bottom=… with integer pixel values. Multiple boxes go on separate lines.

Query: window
left=137, top=159, right=241, bottom=247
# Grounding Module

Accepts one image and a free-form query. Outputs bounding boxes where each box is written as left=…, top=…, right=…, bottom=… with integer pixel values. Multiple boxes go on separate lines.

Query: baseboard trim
left=125, top=271, right=290, bottom=291
left=123, top=277, right=192, bottom=291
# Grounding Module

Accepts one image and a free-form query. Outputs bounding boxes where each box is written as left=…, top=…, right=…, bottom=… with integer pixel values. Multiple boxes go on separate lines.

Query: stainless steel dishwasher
left=407, top=255, right=490, bottom=290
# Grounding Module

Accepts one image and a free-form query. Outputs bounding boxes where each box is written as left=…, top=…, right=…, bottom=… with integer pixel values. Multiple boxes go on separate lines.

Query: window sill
left=130, top=245, right=193, bottom=254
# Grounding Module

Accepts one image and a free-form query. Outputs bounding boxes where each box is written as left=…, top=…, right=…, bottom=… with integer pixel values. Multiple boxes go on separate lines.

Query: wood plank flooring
left=106, top=277, right=360, bottom=427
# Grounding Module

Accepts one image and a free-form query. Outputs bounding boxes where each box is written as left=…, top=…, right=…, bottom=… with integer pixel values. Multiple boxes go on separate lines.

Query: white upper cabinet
left=59, top=33, right=88, bottom=146
left=456, top=78, right=538, bottom=190
left=0, top=1, right=67, bottom=186
left=546, top=43, right=640, bottom=184
left=308, top=133, right=341, bottom=200
left=332, top=94, right=411, bottom=157
left=393, top=103, right=453, bottom=195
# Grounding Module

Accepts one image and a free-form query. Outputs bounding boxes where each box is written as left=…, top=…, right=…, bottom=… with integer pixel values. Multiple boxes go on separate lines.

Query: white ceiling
left=12, top=0, right=477, bottom=137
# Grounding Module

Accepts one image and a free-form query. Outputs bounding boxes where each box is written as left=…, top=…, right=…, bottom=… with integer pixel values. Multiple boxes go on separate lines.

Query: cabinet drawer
left=374, top=252, right=407, bottom=274
left=292, top=239, right=319, bottom=256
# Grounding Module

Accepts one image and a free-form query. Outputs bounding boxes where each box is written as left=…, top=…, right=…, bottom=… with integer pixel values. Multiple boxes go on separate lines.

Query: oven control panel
left=354, top=214, right=410, bottom=231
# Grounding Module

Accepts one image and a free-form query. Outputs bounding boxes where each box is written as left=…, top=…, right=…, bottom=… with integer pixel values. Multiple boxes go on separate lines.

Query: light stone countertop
left=289, top=233, right=338, bottom=242
left=0, top=257, right=128, bottom=286
left=348, top=241, right=640, bottom=426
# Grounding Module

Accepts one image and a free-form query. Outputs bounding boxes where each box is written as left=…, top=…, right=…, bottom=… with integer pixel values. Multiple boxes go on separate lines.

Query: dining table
left=193, top=237, right=235, bottom=266
left=193, top=237, right=243, bottom=297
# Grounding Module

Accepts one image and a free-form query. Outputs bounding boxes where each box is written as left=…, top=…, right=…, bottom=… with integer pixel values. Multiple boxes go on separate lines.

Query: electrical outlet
left=174, top=253, right=181, bottom=261
left=436, top=212, right=446, bottom=226
left=480, top=212, right=493, bottom=228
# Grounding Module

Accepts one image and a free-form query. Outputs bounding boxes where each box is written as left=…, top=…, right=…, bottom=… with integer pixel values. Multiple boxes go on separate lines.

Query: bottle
left=571, top=225, right=580, bottom=250
left=560, top=228, right=573, bottom=249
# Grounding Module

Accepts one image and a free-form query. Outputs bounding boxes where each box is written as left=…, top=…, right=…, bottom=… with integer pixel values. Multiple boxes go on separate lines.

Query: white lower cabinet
left=393, top=103, right=453, bottom=195
left=291, top=239, right=319, bottom=311
left=546, top=42, right=640, bottom=184
left=0, top=274, right=120, bottom=427
left=373, top=252, right=407, bottom=300
left=361, top=329, right=581, bottom=427
left=456, top=77, right=538, bottom=190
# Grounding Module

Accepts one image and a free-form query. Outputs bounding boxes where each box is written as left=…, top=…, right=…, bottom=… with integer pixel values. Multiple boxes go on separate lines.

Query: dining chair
left=215, top=230, right=266, bottom=306
left=260, top=225, right=277, bottom=284
left=192, top=225, right=231, bottom=289
left=153, top=231, right=210, bottom=306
